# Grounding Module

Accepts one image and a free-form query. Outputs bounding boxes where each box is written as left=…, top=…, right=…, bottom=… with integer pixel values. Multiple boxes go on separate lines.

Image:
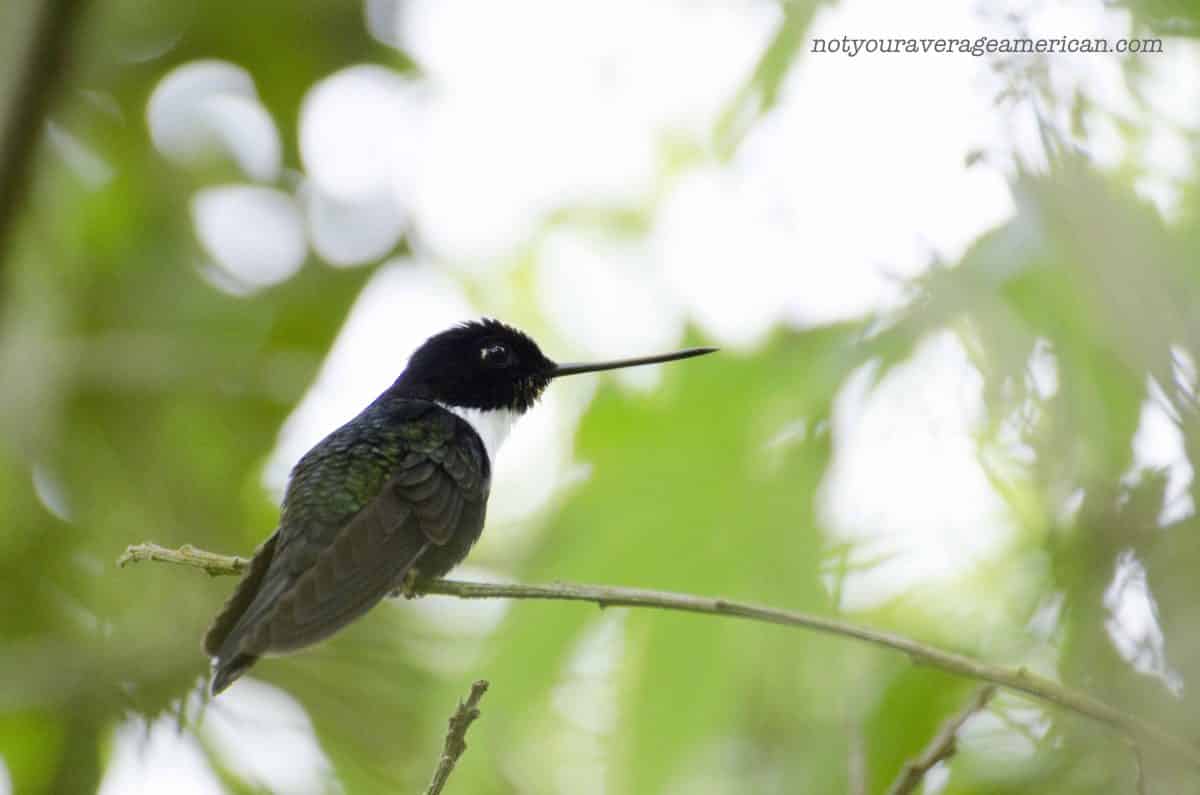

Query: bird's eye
left=480, top=342, right=512, bottom=367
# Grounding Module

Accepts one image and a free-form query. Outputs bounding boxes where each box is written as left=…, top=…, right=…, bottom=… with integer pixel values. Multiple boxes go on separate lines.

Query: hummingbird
left=204, top=319, right=715, bottom=694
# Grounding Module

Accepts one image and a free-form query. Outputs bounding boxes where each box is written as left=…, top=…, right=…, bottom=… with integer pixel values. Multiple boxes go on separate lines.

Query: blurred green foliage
left=4, top=1, right=1200, bottom=794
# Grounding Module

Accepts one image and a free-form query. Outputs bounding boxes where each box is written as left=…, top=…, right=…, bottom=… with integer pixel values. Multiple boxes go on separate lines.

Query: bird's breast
left=436, top=404, right=520, bottom=464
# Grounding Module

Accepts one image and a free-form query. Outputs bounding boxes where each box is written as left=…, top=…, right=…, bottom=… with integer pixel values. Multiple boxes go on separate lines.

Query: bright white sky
left=74, top=0, right=1200, bottom=792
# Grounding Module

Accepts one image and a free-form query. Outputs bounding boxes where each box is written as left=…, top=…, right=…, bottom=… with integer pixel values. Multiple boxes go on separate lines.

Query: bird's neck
left=383, top=379, right=521, bottom=463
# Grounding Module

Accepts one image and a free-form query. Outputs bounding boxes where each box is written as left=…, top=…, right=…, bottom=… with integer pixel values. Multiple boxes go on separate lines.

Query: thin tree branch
left=846, top=716, right=868, bottom=795
left=425, top=680, right=488, bottom=795
left=119, top=541, right=1200, bottom=770
left=884, top=685, right=995, bottom=795
left=1130, top=739, right=1148, bottom=795
left=0, top=0, right=87, bottom=264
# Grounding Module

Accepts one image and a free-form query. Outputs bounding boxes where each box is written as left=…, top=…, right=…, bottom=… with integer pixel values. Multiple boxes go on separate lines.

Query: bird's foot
left=390, top=568, right=423, bottom=600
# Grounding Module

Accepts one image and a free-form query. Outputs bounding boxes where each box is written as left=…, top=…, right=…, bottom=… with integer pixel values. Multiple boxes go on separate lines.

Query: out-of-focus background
left=3, top=0, right=1200, bottom=792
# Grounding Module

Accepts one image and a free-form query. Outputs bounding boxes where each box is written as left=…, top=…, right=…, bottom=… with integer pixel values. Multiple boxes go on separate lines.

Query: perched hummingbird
left=204, top=319, right=715, bottom=694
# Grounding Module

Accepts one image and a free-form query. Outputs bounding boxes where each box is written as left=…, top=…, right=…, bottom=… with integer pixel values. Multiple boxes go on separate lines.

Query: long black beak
left=551, top=347, right=718, bottom=378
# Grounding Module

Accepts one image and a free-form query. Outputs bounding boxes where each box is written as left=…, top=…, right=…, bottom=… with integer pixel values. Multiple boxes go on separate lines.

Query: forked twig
left=885, top=685, right=995, bottom=795
left=425, top=680, right=489, bottom=795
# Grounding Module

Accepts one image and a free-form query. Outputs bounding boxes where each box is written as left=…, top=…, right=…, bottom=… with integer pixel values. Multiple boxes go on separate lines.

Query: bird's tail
left=204, top=530, right=280, bottom=696
left=210, top=652, right=258, bottom=695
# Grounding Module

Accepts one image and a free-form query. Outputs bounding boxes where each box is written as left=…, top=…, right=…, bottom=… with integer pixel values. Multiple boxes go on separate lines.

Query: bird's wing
left=205, top=402, right=488, bottom=662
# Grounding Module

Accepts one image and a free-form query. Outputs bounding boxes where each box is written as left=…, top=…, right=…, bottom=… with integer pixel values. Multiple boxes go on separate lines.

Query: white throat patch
left=439, top=404, right=519, bottom=463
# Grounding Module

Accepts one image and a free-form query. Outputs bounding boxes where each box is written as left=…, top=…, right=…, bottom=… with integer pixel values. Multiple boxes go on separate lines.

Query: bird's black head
left=397, top=319, right=556, bottom=412
left=395, top=318, right=718, bottom=413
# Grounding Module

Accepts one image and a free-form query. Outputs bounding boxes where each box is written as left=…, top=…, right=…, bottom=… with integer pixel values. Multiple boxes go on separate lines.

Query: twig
left=425, top=680, right=489, bottom=795
left=119, top=541, right=1200, bottom=770
left=884, top=685, right=995, bottom=795
left=118, top=542, right=250, bottom=576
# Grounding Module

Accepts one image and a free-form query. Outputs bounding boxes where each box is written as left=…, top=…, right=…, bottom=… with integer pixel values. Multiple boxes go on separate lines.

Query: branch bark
left=119, top=541, right=1200, bottom=770
left=425, top=680, right=488, bottom=795
left=884, top=685, right=995, bottom=795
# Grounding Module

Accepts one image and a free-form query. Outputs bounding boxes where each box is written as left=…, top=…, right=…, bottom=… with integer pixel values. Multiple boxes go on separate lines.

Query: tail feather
left=210, top=652, right=258, bottom=695
left=204, top=531, right=280, bottom=695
